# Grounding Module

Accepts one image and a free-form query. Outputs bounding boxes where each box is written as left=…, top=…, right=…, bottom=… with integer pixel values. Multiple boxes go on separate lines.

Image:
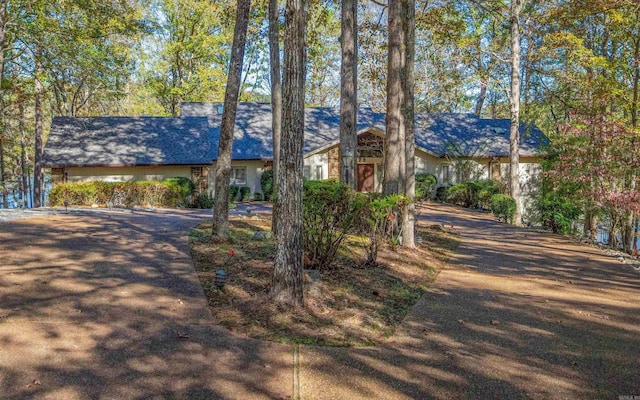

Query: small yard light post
left=342, top=150, right=353, bottom=186
left=214, top=269, right=227, bottom=290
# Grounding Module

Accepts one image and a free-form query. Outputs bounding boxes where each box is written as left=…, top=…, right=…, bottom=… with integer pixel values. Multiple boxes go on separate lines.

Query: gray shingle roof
left=196, top=103, right=388, bottom=160
left=42, top=117, right=212, bottom=167
left=210, top=104, right=545, bottom=159
left=43, top=103, right=547, bottom=168
left=414, top=113, right=546, bottom=158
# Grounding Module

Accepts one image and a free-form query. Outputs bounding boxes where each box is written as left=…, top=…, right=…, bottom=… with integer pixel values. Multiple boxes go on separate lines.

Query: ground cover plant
left=189, top=212, right=459, bottom=347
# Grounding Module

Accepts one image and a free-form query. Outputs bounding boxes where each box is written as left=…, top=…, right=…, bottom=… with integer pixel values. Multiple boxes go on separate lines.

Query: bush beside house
left=260, top=169, right=274, bottom=201
left=491, top=194, right=516, bottom=224
left=240, top=186, right=251, bottom=202
left=445, top=179, right=500, bottom=209
left=415, top=173, right=437, bottom=200
left=49, top=179, right=194, bottom=208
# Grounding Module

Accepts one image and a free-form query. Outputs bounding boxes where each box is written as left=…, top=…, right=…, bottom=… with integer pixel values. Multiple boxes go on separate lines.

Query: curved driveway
left=0, top=208, right=292, bottom=400
left=1, top=204, right=639, bottom=399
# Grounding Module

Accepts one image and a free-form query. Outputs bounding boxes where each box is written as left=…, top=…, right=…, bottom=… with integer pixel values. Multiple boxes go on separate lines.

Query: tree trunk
left=402, top=0, right=416, bottom=248
left=584, top=211, right=598, bottom=242
left=490, top=90, right=497, bottom=119
left=34, top=52, right=44, bottom=208
left=508, top=0, right=523, bottom=226
left=268, top=0, right=282, bottom=233
left=339, top=0, right=357, bottom=190
left=622, top=212, right=634, bottom=254
left=623, top=28, right=640, bottom=254
left=27, top=170, right=32, bottom=208
left=19, top=100, right=29, bottom=207
left=0, top=0, right=6, bottom=83
left=212, top=0, right=252, bottom=241
left=270, top=0, right=308, bottom=309
left=0, top=0, right=7, bottom=208
left=383, top=0, right=404, bottom=195
left=475, top=79, right=487, bottom=117
left=623, top=176, right=636, bottom=254
left=609, top=213, right=619, bottom=249
left=632, top=35, right=639, bottom=129
left=633, top=216, right=639, bottom=252
left=0, top=136, right=7, bottom=208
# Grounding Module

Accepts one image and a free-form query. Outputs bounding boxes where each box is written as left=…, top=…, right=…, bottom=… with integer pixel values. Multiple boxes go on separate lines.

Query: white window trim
left=315, top=165, right=323, bottom=180
left=303, top=165, right=311, bottom=180
left=231, top=167, right=247, bottom=185
left=442, top=164, right=451, bottom=183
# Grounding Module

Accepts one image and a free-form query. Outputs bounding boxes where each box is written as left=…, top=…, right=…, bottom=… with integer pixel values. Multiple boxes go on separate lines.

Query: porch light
left=342, top=150, right=354, bottom=185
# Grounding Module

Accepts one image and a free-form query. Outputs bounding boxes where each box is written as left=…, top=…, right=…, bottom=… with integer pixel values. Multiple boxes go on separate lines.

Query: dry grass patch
left=189, top=214, right=459, bottom=347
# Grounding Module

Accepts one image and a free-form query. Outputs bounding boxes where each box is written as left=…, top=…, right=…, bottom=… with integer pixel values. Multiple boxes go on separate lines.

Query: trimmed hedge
left=229, top=185, right=240, bottom=202
left=239, top=186, right=251, bottom=202
left=165, top=177, right=195, bottom=198
left=435, top=186, right=449, bottom=202
left=192, top=192, right=214, bottom=209
left=491, top=194, right=516, bottom=224
left=447, top=184, right=470, bottom=207
left=260, top=169, right=274, bottom=201
left=49, top=179, right=193, bottom=208
left=415, top=173, right=437, bottom=200
left=445, top=179, right=500, bottom=209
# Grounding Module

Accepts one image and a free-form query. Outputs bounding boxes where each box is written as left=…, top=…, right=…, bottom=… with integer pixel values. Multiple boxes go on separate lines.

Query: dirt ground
left=1, top=204, right=639, bottom=399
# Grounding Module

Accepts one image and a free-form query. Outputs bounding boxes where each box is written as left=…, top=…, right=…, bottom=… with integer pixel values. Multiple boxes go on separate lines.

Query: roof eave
left=303, top=125, right=441, bottom=159
left=42, top=162, right=212, bottom=168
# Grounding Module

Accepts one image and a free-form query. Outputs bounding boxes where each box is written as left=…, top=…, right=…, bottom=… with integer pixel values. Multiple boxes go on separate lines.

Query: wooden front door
left=358, top=164, right=375, bottom=192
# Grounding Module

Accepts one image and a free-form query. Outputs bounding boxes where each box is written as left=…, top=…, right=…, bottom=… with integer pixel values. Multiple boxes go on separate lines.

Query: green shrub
left=415, top=173, right=437, bottom=200
left=260, top=169, right=274, bottom=201
left=253, top=192, right=264, bottom=201
left=49, top=182, right=100, bottom=206
left=135, top=181, right=169, bottom=206
left=192, top=192, right=214, bottom=209
left=303, top=180, right=364, bottom=269
left=357, top=193, right=411, bottom=266
left=164, top=177, right=195, bottom=199
left=435, top=186, right=449, bottom=202
left=228, top=185, right=240, bottom=202
left=535, top=192, right=582, bottom=234
left=107, top=182, right=137, bottom=207
left=475, top=179, right=501, bottom=209
left=239, top=186, right=251, bottom=202
left=491, top=194, right=516, bottom=224
left=447, top=184, right=471, bottom=207
left=48, top=180, right=188, bottom=208
left=445, top=180, right=500, bottom=209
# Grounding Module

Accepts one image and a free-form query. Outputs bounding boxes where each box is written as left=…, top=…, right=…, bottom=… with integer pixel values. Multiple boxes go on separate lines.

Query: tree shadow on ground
left=1, top=205, right=639, bottom=399
left=0, top=210, right=291, bottom=400
left=294, top=204, right=640, bottom=399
